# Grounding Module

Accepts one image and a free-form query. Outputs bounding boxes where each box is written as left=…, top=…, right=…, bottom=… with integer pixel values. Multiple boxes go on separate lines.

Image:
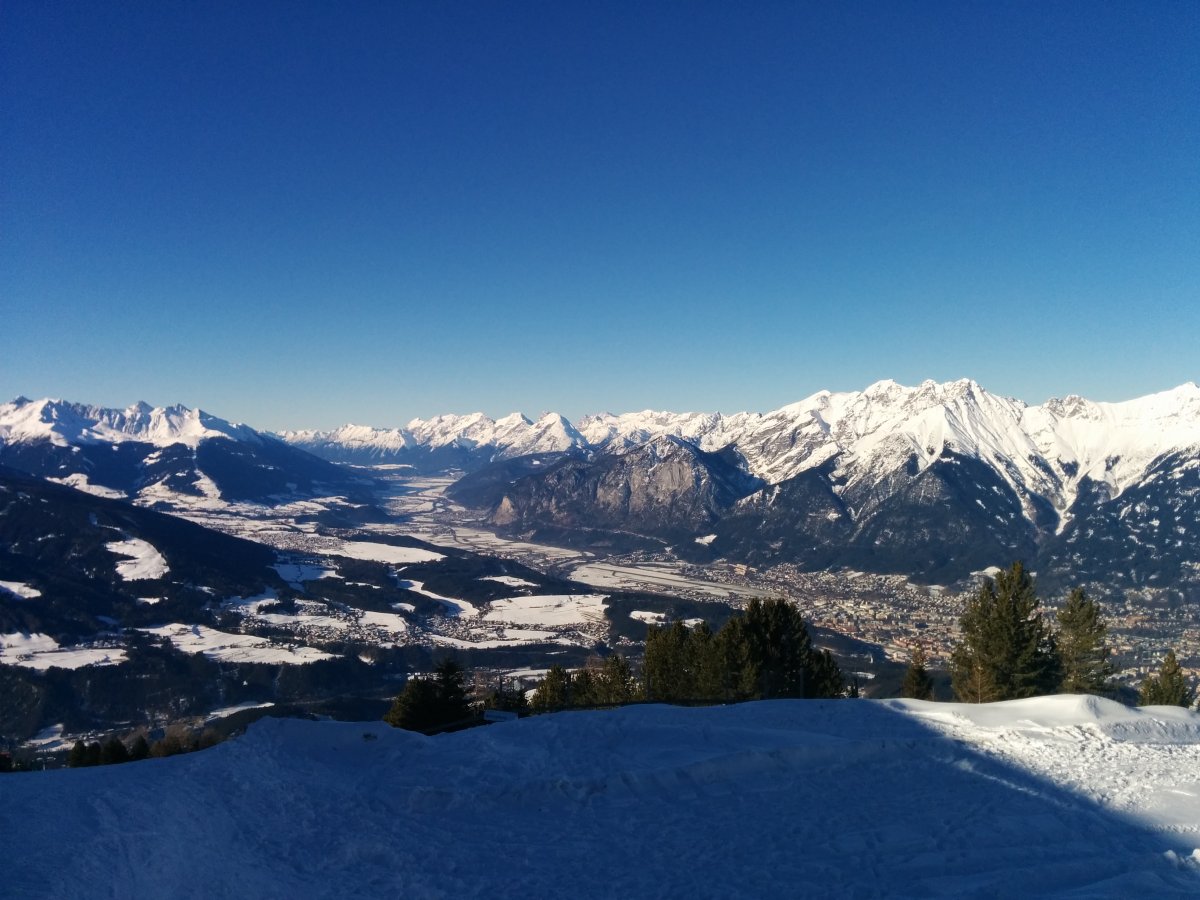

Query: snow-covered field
left=0, top=632, right=127, bottom=670
left=6, top=697, right=1199, bottom=898
left=0, top=580, right=42, bottom=600
left=139, top=624, right=334, bottom=664
left=483, top=593, right=608, bottom=626
left=105, top=537, right=169, bottom=580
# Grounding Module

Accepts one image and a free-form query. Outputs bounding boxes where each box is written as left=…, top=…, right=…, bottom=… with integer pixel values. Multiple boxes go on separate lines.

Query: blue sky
left=3, top=2, right=1197, bottom=430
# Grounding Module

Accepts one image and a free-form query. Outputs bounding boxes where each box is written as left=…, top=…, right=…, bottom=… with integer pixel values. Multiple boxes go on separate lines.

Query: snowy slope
left=5, top=697, right=1199, bottom=898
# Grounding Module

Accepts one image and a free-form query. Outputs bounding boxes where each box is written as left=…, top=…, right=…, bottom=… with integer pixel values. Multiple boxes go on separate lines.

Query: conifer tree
left=951, top=562, right=1061, bottom=703
left=1056, top=588, right=1114, bottom=695
left=67, top=740, right=89, bottom=768
left=1139, top=650, right=1196, bottom=708
left=806, top=647, right=845, bottom=699
left=530, top=665, right=572, bottom=712
left=483, top=683, right=528, bottom=714
left=100, top=736, right=130, bottom=766
left=571, top=668, right=598, bottom=707
left=432, top=658, right=472, bottom=725
left=644, top=622, right=696, bottom=702
left=385, top=677, right=442, bottom=732
left=128, top=734, right=151, bottom=761
left=385, top=658, right=475, bottom=732
left=902, top=645, right=935, bottom=700
left=738, top=597, right=813, bottom=698
left=594, top=654, right=639, bottom=705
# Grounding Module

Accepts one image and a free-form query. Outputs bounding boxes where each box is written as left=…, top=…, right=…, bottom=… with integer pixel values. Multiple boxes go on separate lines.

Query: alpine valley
left=286, top=379, right=1200, bottom=591
left=2, top=380, right=1199, bottom=746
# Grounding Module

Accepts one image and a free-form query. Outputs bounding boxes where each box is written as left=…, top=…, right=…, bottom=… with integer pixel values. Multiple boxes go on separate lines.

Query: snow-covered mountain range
left=282, top=379, right=1200, bottom=516
left=0, top=397, right=261, bottom=448
left=360, top=379, right=1200, bottom=588
left=280, top=411, right=586, bottom=469
left=0, top=397, right=368, bottom=504
left=7, top=381, right=1200, bottom=586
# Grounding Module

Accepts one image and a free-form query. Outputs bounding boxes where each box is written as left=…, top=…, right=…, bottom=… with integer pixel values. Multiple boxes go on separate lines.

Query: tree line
left=902, top=561, right=1195, bottom=707
left=385, top=598, right=847, bottom=733
left=384, top=567, right=1195, bottom=736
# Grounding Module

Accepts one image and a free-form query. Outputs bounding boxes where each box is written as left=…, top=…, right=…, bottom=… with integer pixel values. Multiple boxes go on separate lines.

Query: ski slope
left=5, top=697, right=1200, bottom=898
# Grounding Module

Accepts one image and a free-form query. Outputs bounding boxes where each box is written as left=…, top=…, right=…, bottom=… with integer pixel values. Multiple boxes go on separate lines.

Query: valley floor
left=5, top=696, right=1200, bottom=898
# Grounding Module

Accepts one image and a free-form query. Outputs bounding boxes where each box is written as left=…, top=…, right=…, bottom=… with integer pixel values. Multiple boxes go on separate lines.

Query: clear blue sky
left=3, top=2, right=1197, bottom=430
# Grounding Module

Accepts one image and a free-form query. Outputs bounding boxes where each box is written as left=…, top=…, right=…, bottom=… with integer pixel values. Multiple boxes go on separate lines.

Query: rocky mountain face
left=0, top=398, right=372, bottom=505
left=440, top=380, right=1200, bottom=589
left=465, top=437, right=763, bottom=544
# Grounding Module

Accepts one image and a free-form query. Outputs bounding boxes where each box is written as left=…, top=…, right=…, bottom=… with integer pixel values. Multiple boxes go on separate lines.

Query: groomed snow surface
left=6, top=697, right=1200, bottom=898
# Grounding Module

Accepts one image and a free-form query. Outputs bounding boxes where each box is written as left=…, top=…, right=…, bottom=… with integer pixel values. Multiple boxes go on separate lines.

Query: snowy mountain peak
left=0, top=398, right=260, bottom=449
left=279, top=379, right=1200, bottom=524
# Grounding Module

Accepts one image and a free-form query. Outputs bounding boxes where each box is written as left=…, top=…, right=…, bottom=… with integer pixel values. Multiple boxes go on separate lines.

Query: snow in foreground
left=5, top=697, right=1200, bottom=899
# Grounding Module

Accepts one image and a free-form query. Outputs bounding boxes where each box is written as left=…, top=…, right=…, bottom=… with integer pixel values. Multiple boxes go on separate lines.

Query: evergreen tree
left=67, top=740, right=89, bottom=768
left=385, top=659, right=476, bottom=733
left=951, top=562, right=1061, bottom=703
left=384, top=677, right=442, bottom=732
left=644, top=622, right=696, bottom=702
left=432, top=658, right=472, bottom=725
left=806, top=647, right=845, bottom=699
left=482, top=683, right=528, bottom=714
left=737, top=598, right=812, bottom=698
left=128, top=734, right=151, bottom=761
left=530, top=665, right=572, bottom=712
left=902, top=646, right=935, bottom=700
left=593, top=654, right=639, bottom=705
left=571, top=668, right=598, bottom=707
left=100, top=736, right=130, bottom=766
left=1139, top=650, right=1196, bottom=708
left=1056, top=588, right=1114, bottom=695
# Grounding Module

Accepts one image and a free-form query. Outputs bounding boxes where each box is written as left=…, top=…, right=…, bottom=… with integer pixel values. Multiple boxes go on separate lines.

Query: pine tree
left=530, top=665, right=572, bottom=712
left=384, top=677, right=442, bottom=732
left=1056, top=588, right=1114, bottom=695
left=67, top=740, right=89, bottom=768
left=128, top=734, right=151, bottom=761
left=100, top=736, right=130, bottom=766
left=571, top=668, right=598, bottom=707
left=951, top=562, right=1061, bottom=703
left=738, top=597, right=812, bottom=699
left=432, top=658, right=472, bottom=725
left=806, top=647, right=845, bottom=699
left=1139, top=650, right=1196, bottom=708
left=902, top=646, right=935, bottom=700
left=644, top=622, right=698, bottom=702
left=483, top=683, right=528, bottom=714
left=594, top=654, right=639, bottom=705
left=384, top=658, right=475, bottom=733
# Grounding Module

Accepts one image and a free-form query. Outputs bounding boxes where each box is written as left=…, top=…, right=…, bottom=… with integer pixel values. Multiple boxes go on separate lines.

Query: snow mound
left=4, top=698, right=1199, bottom=898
